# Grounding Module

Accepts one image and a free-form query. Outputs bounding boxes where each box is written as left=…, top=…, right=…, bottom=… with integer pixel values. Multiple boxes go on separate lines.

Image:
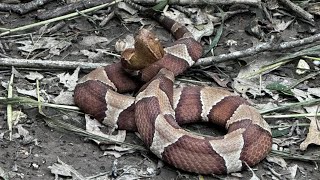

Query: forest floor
left=0, top=0, right=320, bottom=179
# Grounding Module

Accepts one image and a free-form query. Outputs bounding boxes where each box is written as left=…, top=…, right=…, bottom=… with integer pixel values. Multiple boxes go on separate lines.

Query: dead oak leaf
left=85, top=115, right=126, bottom=144
left=16, top=37, right=71, bottom=55
left=48, top=158, right=85, bottom=179
left=16, top=88, right=37, bottom=98
left=300, top=117, right=320, bottom=151
left=57, top=67, right=80, bottom=91
left=79, top=35, right=110, bottom=47
left=25, top=72, right=44, bottom=81
left=79, top=49, right=104, bottom=61
left=273, top=19, right=295, bottom=32
left=53, top=91, right=74, bottom=105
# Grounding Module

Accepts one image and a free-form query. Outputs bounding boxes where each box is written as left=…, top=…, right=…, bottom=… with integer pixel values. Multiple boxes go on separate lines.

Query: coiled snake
left=74, top=8, right=272, bottom=174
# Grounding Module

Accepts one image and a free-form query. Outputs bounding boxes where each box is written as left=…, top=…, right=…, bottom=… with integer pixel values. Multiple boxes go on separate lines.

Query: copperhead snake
left=74, top=9, right=272, bottom=174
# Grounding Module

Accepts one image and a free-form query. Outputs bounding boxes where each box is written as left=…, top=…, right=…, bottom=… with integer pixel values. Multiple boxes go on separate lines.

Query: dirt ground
left=0, top=1, right=320, bottom=180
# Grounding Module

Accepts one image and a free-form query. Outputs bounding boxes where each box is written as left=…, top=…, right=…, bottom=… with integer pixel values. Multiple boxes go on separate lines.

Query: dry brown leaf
left=53, top=91, right=74, bottom=105
left=300, top=117, right=320, bottom=151
left=288, top=164, right=298, bottom=179
left=115, top=34, right=135, bottom=53
left=25, top=72, right=44, bottom=81
left=57, top=67, right=80, bottom=91
left=79, top=35, right=110, bottom=47
left=85, top=115, right=126, bottom=144
left=16, top=37, right=71, bottom=55
left=16, top=88, right=37, bottom=98
left=266, top=156, right=287, bottom=168
left=308, top=3, right=320, bottom=15
left=79, top=49, right=104, bottom=61
left=48, top=158, right=85, bottom=179
left=163, top=8, right=213, bottom=41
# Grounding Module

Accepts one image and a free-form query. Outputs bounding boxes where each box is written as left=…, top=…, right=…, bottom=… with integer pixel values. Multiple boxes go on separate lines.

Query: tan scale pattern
left=164, top=44, right=194, bottom=66
left=172, top=88, right=182, bottom=109
left=228, top=120, right=273, bottom=166
left=200, top=87, right=233, bottom=121
left=150, top=115, right=184, bottom=158
left=150, top=114, right=207, bottom=158
left=78, top=67, right=117, bottom=90
left=209, top=128, right=245, bottom=173
left=103, top=91, right=135, bottom=128
left=171, top=23, right=183, bottom=35
left=226, top=104, right=271, bottom=133
left=182, top=32, right=194, bottom=38
left=136, top=79, right=175, bottom=116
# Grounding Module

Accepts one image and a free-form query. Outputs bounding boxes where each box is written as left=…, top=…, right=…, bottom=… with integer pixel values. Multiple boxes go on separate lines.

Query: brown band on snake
left=134, top=69, right=272, bottom=174
left=207, top=96, right=250, bottom=126
left=103, top=62, right=139, bottom=92
left=173, top=87, right=202, bottom=124
left=74, top=10, right=272, bottom=174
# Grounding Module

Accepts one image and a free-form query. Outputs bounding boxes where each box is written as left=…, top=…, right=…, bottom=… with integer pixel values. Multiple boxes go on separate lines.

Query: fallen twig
left=270, top=149, right=320, bottom=161
left=0, top=0, right=120, bottom=37
left=264, top=113, right=320, bottom=119
left=6, top=72, right=14, bottom=141
left=0, top=58, right=109, bottom=70
left=131, top=0, right=261, bottom=6
left=260, top=98, right=320, bottom=114
left=0, top=97, right=80, bottom=111
left=37, top=0, right=115, bottom=20
left=278, top=0, right=314, bottom=23
left=195, top=33, right=320, bottom=66
left=0, top=0, right=54, bottom=14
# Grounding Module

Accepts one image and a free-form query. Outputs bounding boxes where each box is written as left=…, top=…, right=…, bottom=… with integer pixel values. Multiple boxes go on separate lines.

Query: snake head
left=120, top=29, right=164, bottom=70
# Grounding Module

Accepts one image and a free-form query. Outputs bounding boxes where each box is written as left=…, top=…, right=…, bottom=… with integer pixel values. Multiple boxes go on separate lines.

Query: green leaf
left=152, top=0, right=168, bottom=11
left=271, top=128, right=290, bottom=138
left=204, top=7, right=225, bottom=56
left=266, top=82, right=293, bottom=96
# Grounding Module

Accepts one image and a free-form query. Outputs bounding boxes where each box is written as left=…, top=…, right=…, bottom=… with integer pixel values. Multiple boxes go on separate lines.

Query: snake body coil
left=74, top=10, right=272, bottom=174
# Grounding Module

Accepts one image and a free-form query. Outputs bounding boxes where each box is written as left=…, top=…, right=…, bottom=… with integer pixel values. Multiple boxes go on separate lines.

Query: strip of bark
left=0, top=1, right=119, bottom=37
left=195, top=33, right=320, bottom=66
left=37, top=0, right=115, bottom=20
left=131, top=0, right=261, bottom=6
left=0, top=0, right=54, bottom=14
left=278, top=0, right=314, bottom=23
left=0, top=58, right=108, bottom=70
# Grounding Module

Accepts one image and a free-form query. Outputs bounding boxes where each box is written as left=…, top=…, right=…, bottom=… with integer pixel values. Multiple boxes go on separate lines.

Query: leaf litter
left=0, top=1, right=320, bottom=179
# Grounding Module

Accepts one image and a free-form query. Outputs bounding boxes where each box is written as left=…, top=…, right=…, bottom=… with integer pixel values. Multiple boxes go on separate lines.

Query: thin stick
left=0, top=58, right=109, bottom=70
left=260, top=99, right=320, bottom=114
left=7, top=73, right=14, bottom=141
left=263, top=113, right=320, bottom=119
left=0, top=97, right=80, bottom=111
left=195, top=33, right=320, bottom=66
left=278, top=0, right=314, bottom=23
left=131, top=0, right=262, bottom=6
left=37, top=0, right=114, bottom=20
left=0, top=0, right=54, bottom=14
left=288, top=71, right=320, bottom=89
left=44, top=117, right=147, bottom=151
left=270, top=123, right=309, bottom=129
